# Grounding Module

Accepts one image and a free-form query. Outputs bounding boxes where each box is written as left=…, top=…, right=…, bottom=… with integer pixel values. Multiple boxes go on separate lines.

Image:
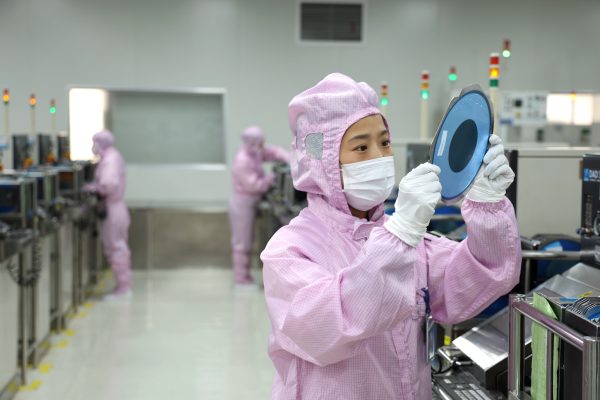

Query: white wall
left=1, top=0, right=600, bottom=207
left=515, top=148, right=599, bottom=237
left=126, top=165, right=231, bottom=210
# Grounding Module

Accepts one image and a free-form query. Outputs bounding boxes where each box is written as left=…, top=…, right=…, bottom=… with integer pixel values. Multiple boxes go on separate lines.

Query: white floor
left=15, top=267, right=275, bottom=400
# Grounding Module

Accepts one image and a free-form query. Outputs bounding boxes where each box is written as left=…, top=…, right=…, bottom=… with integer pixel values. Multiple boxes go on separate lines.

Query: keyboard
left=432, top=370, right=505, bottom=400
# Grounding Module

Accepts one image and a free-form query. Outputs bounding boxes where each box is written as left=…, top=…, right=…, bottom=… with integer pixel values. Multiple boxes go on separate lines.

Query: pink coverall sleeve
left=96, top=154, right=123, bottom=198
left=262, top=227, right=418, bottom=367
left=233, top=158, right=274, bottom=195
left=426, top=197, right=522, bottom=324
left=262, top=144, right=290, bottom=164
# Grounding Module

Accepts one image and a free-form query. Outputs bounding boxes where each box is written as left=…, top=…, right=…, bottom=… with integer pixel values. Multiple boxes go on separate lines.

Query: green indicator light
left=380, top=98, right=389, bottom=106
left=502, top=49, right=511, bottom=58
left=421, top=90, right=429, bottom=100
left=448, top=73, right=457, bottom=82
left=50, top=107, right=56, bottom=114
left=489, top=79, right=499, bottom=88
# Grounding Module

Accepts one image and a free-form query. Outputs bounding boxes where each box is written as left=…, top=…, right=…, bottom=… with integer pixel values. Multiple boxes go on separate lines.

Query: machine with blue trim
left=0, top=175, right=37, bottom=228
left=432, top=153, right=600, bottom=399
left=0, top=174, right=37, bottom=392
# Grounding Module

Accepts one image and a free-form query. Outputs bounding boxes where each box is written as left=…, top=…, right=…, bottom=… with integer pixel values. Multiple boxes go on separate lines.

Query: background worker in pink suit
left=229, top=126, right=290, bottom=285
left=261, top=73, right=521, bottom=399
left=90, top=130, right=132, bottom=300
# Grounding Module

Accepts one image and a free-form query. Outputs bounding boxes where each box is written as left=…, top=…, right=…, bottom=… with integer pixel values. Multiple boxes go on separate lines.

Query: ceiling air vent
left=300, top=3, right=363, bottom=42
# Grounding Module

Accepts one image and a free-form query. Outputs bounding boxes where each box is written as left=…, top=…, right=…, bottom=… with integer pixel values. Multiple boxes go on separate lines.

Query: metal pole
left=500, top=124, right=509, bottom=143
left=30, top=107, right=36, bottom=135
left=18, top=258, right=27, bottom=385
left=55, top=229, right=64, bottom=331
left=521, top=250, right=589, bottom=260
left=31, top=272, right=38, bottom=366
left=583, top=336, right=600, bottom=400
left=546, top=331, right=554, bottom=400
left=524, top=258, right=532, bottom=293
left=72, top=219, right=79, bottom=312
left=489, top=88, right=499, bottom=129
left=420, top=98, right=429, bottom=141
left=514, top=301, right=585, bottom=349
left=509, top=294, right=526, bottom=396
left=380, top=104, right=387, bottom=119
left=3, top=105, right=9, bottom=135
left=430, top=214, right=464, bottom=222
left=509, top=298, right=597, bottom=400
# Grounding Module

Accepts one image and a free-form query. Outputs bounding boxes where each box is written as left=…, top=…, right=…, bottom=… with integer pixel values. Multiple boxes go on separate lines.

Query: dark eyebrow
left=348, top=130, right=389, bottom=143
left=348, top=133, right=371, bottom=143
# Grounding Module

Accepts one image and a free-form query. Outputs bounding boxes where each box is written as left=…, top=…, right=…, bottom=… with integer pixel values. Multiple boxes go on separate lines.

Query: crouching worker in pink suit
left=229, top=126, right=290, bottom=285
left=89, top=130, right=132, bottom=300
left=261, top=73, right=522, bottom=399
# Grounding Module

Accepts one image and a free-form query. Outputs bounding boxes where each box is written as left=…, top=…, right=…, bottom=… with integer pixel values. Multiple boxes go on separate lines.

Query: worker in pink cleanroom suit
left=229, top=126, right=290, bottom=285
left=261, top=73, right=521, bottom=399
left=90, top=130, right=132, bottom=299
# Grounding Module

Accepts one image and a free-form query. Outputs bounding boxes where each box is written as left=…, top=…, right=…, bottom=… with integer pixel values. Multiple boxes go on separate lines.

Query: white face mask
left=341, top=156, right=395, bottom=212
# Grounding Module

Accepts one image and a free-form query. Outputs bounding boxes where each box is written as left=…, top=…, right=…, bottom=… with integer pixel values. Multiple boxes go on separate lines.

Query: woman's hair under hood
left=287, top=73, right=387, bottom=212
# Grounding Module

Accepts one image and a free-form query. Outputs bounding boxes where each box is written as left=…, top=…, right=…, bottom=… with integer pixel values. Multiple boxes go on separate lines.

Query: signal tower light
left=448, top=66, right=457, bottom=82
left=380, top=82, right=389, bottom=107
left=2, top=89, right=9, bottom=105
left=29, top=94, right=37, bottom=108
left=489, top=53, right=500, bottom=88
left=50, top=99, right=56, bottom=114
left=502, top=39, right=511, bottom=58
left=421, top=71, right=430, bottom=100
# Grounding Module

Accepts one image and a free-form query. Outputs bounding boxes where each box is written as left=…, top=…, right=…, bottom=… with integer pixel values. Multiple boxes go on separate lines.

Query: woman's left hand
left=466, top=134, right=515, bottom=203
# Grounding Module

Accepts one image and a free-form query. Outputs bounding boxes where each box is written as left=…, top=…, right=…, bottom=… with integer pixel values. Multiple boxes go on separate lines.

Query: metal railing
left=508, top=294, right=600, bottom=400
left=520, top=249, right=597, bottom=293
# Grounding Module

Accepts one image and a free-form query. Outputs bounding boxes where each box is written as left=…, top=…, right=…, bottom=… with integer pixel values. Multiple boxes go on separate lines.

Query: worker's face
left=247, top=139, right=263, bottom=157
left=339, top=114, right=392, bottom=165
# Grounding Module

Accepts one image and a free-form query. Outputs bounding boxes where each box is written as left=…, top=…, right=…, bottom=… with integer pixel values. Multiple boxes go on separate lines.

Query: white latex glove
left=384, top=162, right=441, bottom=247
left=466, top=134, right=515, bottom=203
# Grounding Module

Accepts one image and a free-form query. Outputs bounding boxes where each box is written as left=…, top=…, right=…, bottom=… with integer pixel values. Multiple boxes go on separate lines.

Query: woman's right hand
left=384, top=162, right=441, bottom=247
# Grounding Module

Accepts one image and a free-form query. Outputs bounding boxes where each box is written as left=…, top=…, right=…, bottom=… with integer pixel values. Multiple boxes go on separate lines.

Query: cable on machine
left=27, top=234, right=43, bottom=286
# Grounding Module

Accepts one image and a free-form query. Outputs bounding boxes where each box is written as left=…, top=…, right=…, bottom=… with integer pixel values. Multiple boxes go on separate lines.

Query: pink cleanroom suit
left=92, top=130, right=132, bottom=293
left=261, top=73, right=522, bottom=399
left=229, top=126, right=290, bottom=284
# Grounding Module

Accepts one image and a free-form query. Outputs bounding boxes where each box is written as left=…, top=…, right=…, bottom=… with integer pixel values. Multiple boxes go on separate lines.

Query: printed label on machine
left=583, top=168, right=600, bottom=183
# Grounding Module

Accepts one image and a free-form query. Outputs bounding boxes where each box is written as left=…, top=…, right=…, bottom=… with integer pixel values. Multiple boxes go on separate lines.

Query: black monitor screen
left=13, top=135, right=30, bottom=170
left=0, top=187, right=18, bottom=213
left=38, top=134, right=53, bottom=165
left=57, top=137, right=70, bottom=163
